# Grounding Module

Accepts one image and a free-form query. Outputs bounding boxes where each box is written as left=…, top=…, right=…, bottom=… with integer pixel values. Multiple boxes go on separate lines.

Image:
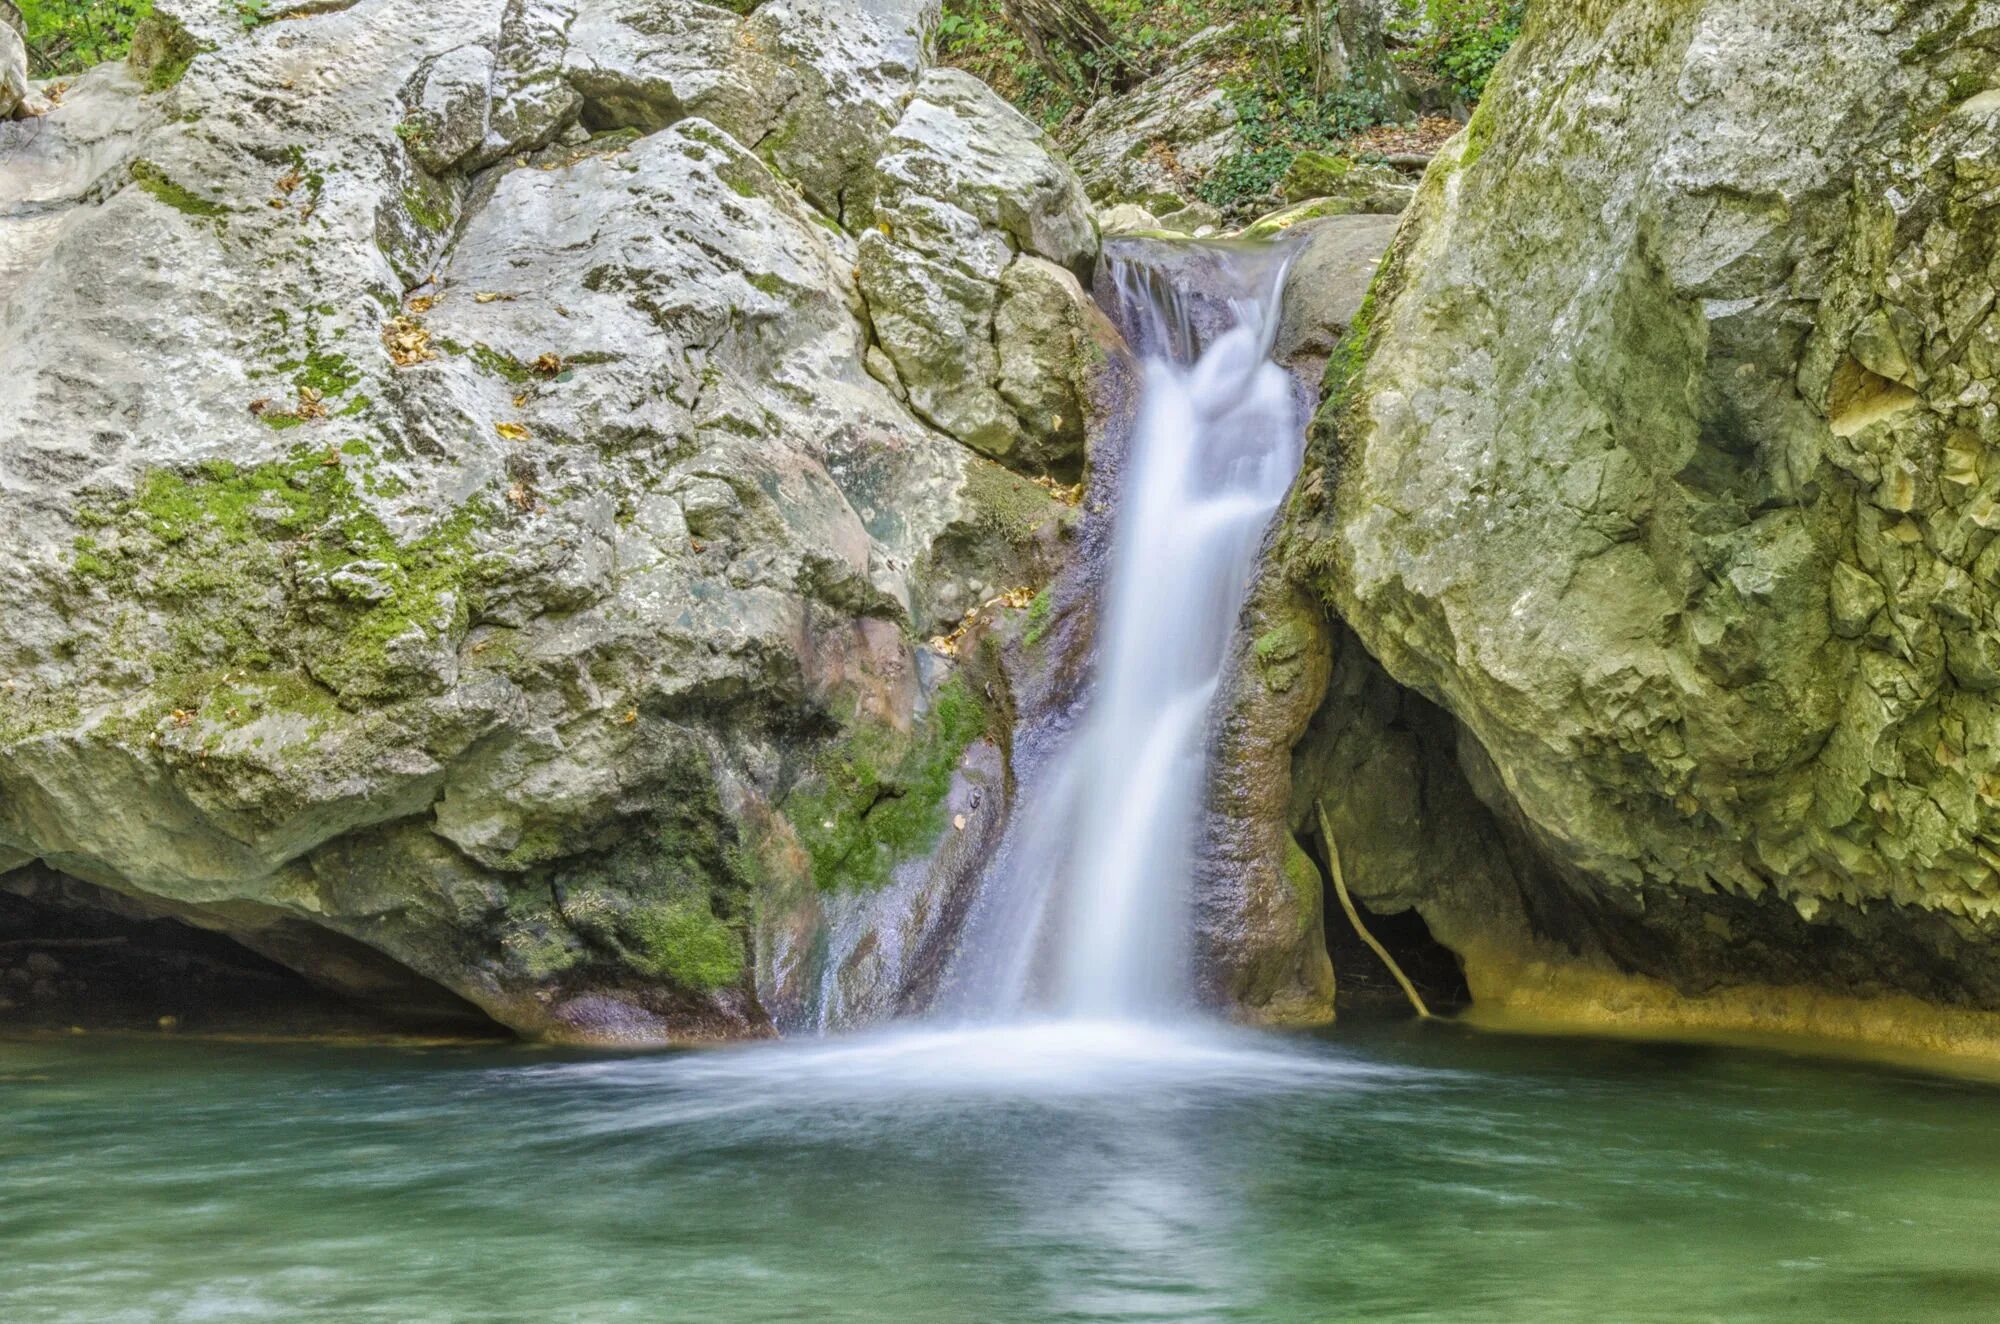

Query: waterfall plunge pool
left=5, top=1020, right=1999, bottom=1322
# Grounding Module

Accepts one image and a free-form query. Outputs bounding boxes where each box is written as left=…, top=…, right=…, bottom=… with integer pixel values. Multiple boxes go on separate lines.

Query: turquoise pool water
left=3, top=1019, right=1996, bottom=1322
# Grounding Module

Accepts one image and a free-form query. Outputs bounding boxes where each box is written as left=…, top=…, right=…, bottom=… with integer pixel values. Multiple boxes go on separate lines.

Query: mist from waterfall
left=943, top=240, right=1306, bottom=1021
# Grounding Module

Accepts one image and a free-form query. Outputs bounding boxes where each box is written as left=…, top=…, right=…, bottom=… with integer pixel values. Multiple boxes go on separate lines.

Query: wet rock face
left=1286, top=0, right=2000, bottom=1017
left=1192, top=216, right=1401, bottom=1027
left=0, top=0, right=1095, bottom=1042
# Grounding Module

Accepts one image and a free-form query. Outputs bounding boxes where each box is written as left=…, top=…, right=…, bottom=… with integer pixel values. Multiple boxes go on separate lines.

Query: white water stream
left=946, top=240, right=1307, bottom=1020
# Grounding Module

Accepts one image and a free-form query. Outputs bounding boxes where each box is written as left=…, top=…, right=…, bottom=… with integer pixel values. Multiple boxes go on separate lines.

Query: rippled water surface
left=5, top=1021, right=1999, bottom=1322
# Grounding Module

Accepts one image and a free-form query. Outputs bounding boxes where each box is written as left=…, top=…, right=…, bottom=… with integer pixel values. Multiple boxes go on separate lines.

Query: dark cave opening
left=1322, top=893, right=1473, bottom=1020
left=0, top=874, right=507, bottom=1040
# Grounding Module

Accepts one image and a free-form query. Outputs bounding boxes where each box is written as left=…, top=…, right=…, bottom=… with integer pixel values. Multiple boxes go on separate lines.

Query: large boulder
left=1283, top=0, right=2000, bottom=1053
left=0, top=0, right=1088, bottom=1043
left=858, top=67, right=1103, bottom=477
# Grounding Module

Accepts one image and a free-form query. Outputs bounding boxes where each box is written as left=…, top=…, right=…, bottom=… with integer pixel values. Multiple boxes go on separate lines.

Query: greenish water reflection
left=3, top=1019, right=1997, bottom=1322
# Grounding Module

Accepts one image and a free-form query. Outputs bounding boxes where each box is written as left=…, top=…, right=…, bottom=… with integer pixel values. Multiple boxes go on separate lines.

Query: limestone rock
left=1067, top=32, right=1241, bottom=214
left=0, top=0, right=1079, bottom=1044
left=2, top=15, right=41, bottom=121
left=565, top=0, right=935, bottom=221
left=1285, top=0, right=2000, bottom=1038
left=1273, top=213, right=1399, bottom=380
left=859, top=68, right=1099, bottom=474
left=1097, top=202, right=1162, bottom=236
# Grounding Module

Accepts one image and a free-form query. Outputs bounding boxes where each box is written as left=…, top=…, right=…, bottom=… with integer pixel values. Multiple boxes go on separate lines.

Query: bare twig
left=1316, top=798, right=1432, bottom=1019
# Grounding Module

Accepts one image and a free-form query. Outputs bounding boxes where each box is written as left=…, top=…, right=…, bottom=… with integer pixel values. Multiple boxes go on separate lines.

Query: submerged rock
left=1281, top=0, right=2000, bottom=1055
left=0, top=0, right=1097, bottom=1043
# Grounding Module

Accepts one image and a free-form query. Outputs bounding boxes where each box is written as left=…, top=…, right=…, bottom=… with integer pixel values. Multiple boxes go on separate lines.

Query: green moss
left=126, top=11, right=206, bottom=91
left=1458, top=95, right=1499, bottom=170
left=626, top=901, right=745, bottom=991
left=62, top=448, right=487, bottom=708
left=500, top=827, right=566, bottom=871
left=469, top=343, right=534, bottom=383
left=785, top=677, right=986, bottom=893
left=1253, top=614, right=1313, bottom=693
left=1282, top=836, right=1323, bottom=937
left=277, top=349, right=360, bottom=398
left=961, top=460, right=1062, bottom=542
left=745, top=271, right=789, bottom=297
left=1024, top=587, right=1054, bottom=646
left=130, top=159, right=227, bottom=217
left=402, top=186, right=450, bottom=234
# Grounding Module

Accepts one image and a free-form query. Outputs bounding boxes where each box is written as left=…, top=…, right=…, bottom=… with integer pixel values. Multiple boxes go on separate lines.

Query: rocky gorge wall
left=1275, top=0, right=2000, bottom=1058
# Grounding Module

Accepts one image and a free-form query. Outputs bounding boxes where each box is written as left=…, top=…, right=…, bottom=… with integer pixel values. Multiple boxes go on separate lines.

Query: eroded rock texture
left=0, top=0, right=1102, bottom=1042
left=1285, top=0, right=2000, bottom=1047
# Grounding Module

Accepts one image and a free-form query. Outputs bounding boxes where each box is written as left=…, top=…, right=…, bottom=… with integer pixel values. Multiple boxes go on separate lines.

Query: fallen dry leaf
left=473, top=291, right=515, bottom=304
left=531, top=352, right=563, bottom=378
left=930, top=584, right=1040, bottom=657
left=405, top=294, right=437, bottom=315
left=495, top=421, right=531, bottom=441
left=383, top=315, right=434, bottom=367
left=1031, top=475, right=1084, bottom=507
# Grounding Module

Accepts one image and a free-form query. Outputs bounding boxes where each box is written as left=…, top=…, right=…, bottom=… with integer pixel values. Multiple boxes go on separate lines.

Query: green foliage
left=939, top=0, right=1275, bottom=131
left=786, top=679, right=987, bottom=892
left=1199, top=71, right=1391, bottom=214
left=18, top=0, right=150, bottom=77
left=1395, top=0, right=1524, bottom=102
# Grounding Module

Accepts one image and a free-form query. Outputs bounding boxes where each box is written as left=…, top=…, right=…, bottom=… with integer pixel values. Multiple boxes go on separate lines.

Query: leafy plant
left=1198, top=68, right=1393, bottom=214
left=1396, top=0, right=1524, bottom=102
left=938, top=0, right=1274, bottom=131
left=18, top=0, right=152, bottom=76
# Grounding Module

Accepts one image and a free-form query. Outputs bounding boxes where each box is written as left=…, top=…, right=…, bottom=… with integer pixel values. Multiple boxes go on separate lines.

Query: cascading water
left=944, top=239, right=1308, bottom=1021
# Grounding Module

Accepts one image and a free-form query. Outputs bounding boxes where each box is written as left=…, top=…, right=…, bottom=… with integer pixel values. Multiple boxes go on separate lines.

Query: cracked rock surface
left=0, top=0, right=1098, bottom=1042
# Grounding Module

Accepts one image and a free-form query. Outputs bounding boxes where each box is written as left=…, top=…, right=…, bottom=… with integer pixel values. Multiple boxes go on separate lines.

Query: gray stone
left=0, top=0, right=1081, bottom=1044
left=858, top=68, right=1099, bottom=473
left=1281, top=0, right=2000, bottom=1042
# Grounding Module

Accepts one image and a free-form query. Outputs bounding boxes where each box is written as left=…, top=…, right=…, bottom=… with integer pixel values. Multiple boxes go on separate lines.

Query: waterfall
left=944, top=239, right=1306, bottom=1021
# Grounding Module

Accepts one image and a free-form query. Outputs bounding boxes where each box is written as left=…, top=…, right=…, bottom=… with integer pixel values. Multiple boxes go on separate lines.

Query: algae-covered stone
left=1278, top=151, right=1413, bottom=212
left=1284, top=0, right=2000, bottom=1039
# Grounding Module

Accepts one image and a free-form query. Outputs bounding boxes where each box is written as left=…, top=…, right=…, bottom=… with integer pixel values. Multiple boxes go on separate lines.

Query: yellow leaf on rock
left=495, top=422, right=530, bottom=441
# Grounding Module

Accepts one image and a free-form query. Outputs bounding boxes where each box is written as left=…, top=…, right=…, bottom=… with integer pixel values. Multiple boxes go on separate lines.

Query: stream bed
left=4, top=1021, right=1998, bottom=1321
